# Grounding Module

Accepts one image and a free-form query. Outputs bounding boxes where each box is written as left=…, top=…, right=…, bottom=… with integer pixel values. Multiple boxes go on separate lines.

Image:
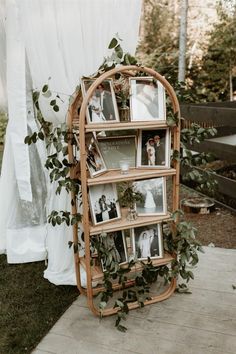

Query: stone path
left=33, top=246, right=236, bottom=354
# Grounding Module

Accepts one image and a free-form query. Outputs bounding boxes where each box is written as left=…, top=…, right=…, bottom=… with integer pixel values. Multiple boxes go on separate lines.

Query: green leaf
left=99, top=301, right=107, bottom=309
left=50, top=99, right=56, bottom=106
left=42, top=84, right=48, bottom=93
left=38, top=131, right=44, bottom=140
left=53, top=105, right=59, bottom=112
left=115, top=44, right=123, bottom=59
left=108, top=37, right=118, bottom=49
left=117, top=324, right=127, bottom=332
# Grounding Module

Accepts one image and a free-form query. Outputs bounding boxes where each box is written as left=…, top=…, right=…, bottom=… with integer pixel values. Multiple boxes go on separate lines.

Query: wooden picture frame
left=133, top=177, right=167, bottom=216
left=97, top=135, right=136, bottom=170
left=89, top=183, right=121, bottom=225
left=137, top=128, right=170, bottom=168
left=132, top=223, right=164, bottom=260
left=81, top=78, right=120, bottom=124
left=85, top=134, right=107, bottom=177
left=129, top=77, right=166, bottom=121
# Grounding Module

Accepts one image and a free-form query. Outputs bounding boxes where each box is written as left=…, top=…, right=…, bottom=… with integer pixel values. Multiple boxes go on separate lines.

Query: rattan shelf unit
left=67, top=65, right=180, bottom=317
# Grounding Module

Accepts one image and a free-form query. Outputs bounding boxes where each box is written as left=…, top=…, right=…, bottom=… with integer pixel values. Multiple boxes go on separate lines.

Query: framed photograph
left=97, top=135, right=136, bottom=169
left=101, top=231, right=128, bottom=270
left=89, top=183, right=121, bottom=225
left=129, top=77, right=166, bottom=121
left=132, top=224, right=164, bottom=260
left=124, top=230, right=135, bottom=262
left=81, top=78, right=120, bottom=124
left=133, top=177, right=167, bottom=216
left=137, top=129, right=170, bottom=168
left=85, top=134, right=107, bottom=177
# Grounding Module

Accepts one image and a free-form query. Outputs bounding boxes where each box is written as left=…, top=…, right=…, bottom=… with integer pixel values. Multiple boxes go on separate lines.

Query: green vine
left=23, top=36, right=211, bottom=332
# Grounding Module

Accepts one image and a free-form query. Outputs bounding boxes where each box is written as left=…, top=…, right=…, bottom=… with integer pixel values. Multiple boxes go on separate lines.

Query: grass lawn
left=0, top=255, right=79, bottom=354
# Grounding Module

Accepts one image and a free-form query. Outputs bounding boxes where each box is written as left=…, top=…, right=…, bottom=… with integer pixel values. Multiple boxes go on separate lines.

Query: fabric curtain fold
left=0, top=0, right=142, bottom=284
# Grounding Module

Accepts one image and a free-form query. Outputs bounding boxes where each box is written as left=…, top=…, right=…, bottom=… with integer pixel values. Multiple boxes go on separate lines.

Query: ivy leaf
left=38, top=131, right=44, bottom=140
left=53, top=105, right=59, bottom=112
left=115, top=44, right=123, bottom=59
left=108, top=37, right=118, bottom=49
left=42, top=84, right=48, bottom=93
left=50, top=99, right=56, bottom=106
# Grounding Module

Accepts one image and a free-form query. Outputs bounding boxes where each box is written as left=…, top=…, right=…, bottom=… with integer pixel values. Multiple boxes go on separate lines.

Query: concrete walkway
left=33, top=247, right=236, bottom=354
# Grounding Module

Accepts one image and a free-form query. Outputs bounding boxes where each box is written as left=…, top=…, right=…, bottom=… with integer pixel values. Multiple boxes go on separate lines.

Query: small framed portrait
left=101, top=231, right=128, bottom=270
left=97, top=135, right=136, bottom=169
left=85, top=134, right=107, bottom=177
left=132, top=224, right=164, bottom=260
left=129, top=77, right=166, bottom=121
left=124, top=230, right=135, bottom=262
left=89, top=183, right=121, bottom=225
left=133, top=177, right=167, bottom=216
left=137, top=129, right=170, bottom=168
left=81, top=78, right=120, bottom=124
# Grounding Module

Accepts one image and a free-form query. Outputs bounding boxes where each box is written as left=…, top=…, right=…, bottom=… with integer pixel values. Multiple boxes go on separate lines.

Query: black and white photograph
left=89, top=183, right=121, bottom=225
left=137, top=129, right=170, bottom=168
left=133, top=177, right=167, bottom=216
left=85, top=134, right=107, bottom=177
left=101, top=231, right=128, bottom=268
left=132, top=224, right=164, bottom=260
left=129, top=77, right=165, bottom=121
left=97, top=135, right=136, bottom=169
left=81, top=79, right=119, bottom=124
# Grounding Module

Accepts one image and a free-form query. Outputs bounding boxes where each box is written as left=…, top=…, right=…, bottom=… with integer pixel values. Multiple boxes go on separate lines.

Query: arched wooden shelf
left=67, top=65, right=180, bottom=317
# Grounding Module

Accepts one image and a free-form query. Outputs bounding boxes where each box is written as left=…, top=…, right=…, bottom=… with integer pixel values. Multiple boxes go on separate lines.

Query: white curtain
left=0, top=0, right=142, bottom=285
left=0, top=0, right=7, bottom=111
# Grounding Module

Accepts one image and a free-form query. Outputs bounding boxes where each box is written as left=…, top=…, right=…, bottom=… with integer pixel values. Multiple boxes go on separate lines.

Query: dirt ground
left=179, top=185, right=236, bottom=249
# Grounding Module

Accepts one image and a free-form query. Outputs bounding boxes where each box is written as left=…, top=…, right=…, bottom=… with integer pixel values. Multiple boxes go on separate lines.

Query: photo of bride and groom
left=133, top=224, right=163, bottom=260
left=138, top=129, right=170, bottom=168
left=82, top=79, right=119, bottom=124
left=89, top=183, right=121, bottom=225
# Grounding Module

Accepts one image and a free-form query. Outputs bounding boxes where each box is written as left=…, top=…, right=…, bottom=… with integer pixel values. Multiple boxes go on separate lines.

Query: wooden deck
left=33, top=246, right=236, bottom=354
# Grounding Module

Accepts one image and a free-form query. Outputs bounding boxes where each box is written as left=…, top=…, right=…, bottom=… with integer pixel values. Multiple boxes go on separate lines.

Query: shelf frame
left=68, top=65, right=181, bottom=317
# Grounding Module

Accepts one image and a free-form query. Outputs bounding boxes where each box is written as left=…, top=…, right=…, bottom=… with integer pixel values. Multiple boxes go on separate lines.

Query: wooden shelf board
left=83, top=120, right=168, bottom=132
left=87, top=168, right=176, bottom=186
left=90, top=210, right=171, bottom=235
left=80, top=252, right=174, bottom=283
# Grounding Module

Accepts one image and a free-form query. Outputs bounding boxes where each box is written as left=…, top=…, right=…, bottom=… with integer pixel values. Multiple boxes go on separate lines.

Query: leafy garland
left=24, top=35, right=213, bottom=331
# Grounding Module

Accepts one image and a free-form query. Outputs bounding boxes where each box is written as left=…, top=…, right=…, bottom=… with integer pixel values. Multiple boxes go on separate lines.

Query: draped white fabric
left=0, top=0, right=142, bottom=285
left=0, top=0, right=7, bottom=111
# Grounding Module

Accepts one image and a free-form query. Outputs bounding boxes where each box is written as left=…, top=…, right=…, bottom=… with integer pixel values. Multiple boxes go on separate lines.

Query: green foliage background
left=137, top=0, right=236, bottom=102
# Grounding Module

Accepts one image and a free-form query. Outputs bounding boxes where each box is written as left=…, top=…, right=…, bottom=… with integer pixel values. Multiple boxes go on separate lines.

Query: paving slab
left=33, top=247, right=236, bottom=354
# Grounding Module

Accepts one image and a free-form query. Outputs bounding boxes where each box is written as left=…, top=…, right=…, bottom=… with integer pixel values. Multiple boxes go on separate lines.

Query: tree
left=197, top=2, right=236, bottom=101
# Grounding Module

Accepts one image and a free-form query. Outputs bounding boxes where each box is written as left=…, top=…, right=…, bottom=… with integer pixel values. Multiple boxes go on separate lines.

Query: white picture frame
left=81, top=78, right=120, bottom=124
left=132, top=223, right=164, bottom=261
left=129, top=77, right=166, bottom=121
left=137, top=128, right=171, bottom=168
left=133, top=177, right=167, bottom=216
left=85, top=134, right=107, bottom=177
left=89, top=183, right=121, bottom=225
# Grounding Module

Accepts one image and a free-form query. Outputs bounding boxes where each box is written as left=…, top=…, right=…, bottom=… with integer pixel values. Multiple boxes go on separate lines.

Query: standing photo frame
left=97, top=135, right=136, bottom=170
left=137, top=128, right=170, bottom=168
left=133, top=177, right=167, bottom=216
left=81, top=78, right=120, bottom=124
left=132, top=223, right=164, bottom=261
left=85, top=134, right=107, bottom=177
left=101, top=231, right=128, bottom=270
left=129, top=77, right=166, bottom=121
left=88, top=183, right=121, bottom=225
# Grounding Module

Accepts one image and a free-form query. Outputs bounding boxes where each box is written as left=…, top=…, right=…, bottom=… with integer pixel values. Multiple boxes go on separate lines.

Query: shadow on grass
left=0, top=255, right=79, bottom=354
